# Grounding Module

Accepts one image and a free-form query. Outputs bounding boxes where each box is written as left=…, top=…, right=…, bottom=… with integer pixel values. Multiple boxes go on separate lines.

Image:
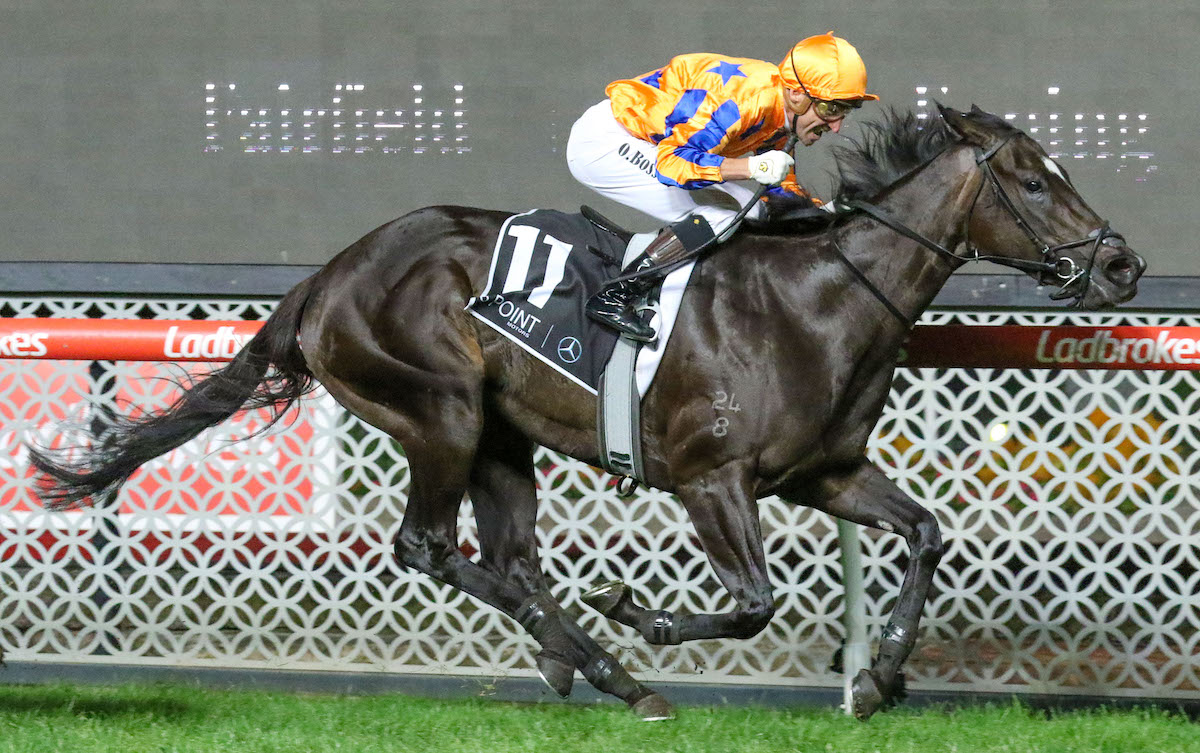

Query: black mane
left=831, top=107, right=1017, bottom=202
left=830, top=109, right=952, bottom=202
left=749, top=107, right=1018, bottom=236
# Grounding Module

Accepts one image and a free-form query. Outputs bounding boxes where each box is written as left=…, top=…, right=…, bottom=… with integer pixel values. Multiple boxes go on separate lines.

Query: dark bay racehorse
left=33, top=106, right=1145, bottom=720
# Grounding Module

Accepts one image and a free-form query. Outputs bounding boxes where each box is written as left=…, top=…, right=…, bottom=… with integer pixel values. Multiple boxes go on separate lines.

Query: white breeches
left=566, top=100, right=763, bottom=236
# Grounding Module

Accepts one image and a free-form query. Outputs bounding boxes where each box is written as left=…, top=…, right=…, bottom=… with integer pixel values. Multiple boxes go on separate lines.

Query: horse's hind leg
left=319, top=371, right=669, bottom=718
left=313, top=368, right=529, bottom=615
left=467, top=418, right=673, bottom=720
left=793, top=460, right=945, bottom=720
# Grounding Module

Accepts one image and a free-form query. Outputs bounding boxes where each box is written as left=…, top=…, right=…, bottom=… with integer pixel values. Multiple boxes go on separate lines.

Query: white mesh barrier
left=1, top=297, right=1198, bottom=700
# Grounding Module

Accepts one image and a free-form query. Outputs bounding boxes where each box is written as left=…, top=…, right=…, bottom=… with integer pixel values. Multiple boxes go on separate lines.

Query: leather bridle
left=612, top=130, right=1127, bottom=327
left=843, top=134, right=1125, bottom=323
left=967, top=135, right=1125, bottom=301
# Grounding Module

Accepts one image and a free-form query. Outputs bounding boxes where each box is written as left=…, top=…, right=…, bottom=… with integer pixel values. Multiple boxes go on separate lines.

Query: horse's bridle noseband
left=844, top=134, right=1125, bottom=323
left=967, top=135, right=1124, bottom=301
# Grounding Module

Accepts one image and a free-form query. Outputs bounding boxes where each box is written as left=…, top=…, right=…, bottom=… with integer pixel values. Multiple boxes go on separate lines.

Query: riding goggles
left=796, top=80, right=862, bottom=120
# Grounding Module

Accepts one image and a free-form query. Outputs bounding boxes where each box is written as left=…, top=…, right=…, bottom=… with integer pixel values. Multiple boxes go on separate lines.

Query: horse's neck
left=707, top=147, right=981, bottom=348
left=846, top=146, right=982, bottom=320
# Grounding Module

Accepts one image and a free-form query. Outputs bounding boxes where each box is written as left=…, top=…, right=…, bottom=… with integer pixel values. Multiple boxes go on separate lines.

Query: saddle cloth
left=466, top=209, right=697, bottom=396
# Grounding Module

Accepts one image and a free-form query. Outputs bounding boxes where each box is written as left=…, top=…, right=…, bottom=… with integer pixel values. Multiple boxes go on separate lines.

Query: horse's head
left=939, top=104, right=1146, bottom=309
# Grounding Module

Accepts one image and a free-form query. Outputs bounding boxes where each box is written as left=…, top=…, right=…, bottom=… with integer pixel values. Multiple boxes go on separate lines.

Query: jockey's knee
left=687, top=206, right=741, bottom=239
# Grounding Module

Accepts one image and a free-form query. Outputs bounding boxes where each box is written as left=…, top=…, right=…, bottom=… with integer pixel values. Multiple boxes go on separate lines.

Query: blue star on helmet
left=707, top=61, right=746, bottom=85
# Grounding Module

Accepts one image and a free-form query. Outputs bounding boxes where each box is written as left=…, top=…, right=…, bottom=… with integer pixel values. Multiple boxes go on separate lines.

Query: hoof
left=581, top=580, right=633, bottom=618
left=631, top=692, right=675, bottom=722
left=892, top=670, right=908, bottom=704
left=850, top=669, right=885, bottom=721
left=535, top=651, right=574, bottom=698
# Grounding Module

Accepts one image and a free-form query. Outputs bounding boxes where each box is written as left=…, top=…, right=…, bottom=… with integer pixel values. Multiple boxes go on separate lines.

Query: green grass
left=0, top=683, right=1194, bottom=753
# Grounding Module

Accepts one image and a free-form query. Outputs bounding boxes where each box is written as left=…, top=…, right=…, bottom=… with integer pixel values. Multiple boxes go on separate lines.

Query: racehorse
left=32, top=105, right=1145, bottom=721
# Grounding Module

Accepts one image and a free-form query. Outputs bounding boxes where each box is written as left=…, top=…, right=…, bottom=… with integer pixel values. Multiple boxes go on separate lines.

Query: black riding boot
left=586, top=215, right=716, bottom=343
left=585, top=254, right=656, bottom=342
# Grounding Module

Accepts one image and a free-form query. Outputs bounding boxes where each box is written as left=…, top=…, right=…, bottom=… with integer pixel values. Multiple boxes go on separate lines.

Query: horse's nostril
left=1103, top=253, right=1142, bottom=285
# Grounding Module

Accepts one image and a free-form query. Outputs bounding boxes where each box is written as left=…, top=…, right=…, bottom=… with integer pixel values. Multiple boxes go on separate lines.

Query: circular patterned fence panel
left=0, top=297, right=1197, bottom=700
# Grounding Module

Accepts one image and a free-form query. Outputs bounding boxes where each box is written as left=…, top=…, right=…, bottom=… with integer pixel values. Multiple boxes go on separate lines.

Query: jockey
left=567, top=32, right=878, bottom=342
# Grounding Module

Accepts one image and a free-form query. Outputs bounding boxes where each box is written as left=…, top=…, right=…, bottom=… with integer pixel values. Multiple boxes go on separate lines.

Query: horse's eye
left=1025, top=179, right=1044, bottom=193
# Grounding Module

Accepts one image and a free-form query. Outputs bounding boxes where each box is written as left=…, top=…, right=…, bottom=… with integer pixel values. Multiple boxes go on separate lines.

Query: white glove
left=747, top=150, right=795, bottom=186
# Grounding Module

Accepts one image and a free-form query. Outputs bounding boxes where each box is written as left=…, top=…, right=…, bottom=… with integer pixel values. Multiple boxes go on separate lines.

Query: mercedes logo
left=557, top=336, right=582, bottom=363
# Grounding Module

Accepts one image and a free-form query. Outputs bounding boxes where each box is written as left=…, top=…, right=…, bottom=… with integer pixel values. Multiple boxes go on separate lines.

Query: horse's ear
left=937, top=103, right=968, bottom=135
left=938, top=102, right=990, bottom=147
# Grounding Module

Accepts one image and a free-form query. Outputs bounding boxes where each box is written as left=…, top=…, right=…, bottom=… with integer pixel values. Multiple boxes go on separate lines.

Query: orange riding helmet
left=779, top=32, right=880, bottom=103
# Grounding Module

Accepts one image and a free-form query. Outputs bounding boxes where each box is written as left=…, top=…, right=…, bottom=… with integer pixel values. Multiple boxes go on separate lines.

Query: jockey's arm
left=725, top=155, right=820, bottom=203
left=653, top=96, right=792, bottom=188
left=718, top=158, right=754, bottom=181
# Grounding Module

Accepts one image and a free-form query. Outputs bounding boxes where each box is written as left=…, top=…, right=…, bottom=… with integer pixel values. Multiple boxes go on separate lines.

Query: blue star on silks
left=707, top=61, right=746, bottom=85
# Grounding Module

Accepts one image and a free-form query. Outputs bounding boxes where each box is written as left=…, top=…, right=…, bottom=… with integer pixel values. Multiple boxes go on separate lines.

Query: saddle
left=467, top=207, right=700, bottom=493
left=581, top=205, right=634, bottom=245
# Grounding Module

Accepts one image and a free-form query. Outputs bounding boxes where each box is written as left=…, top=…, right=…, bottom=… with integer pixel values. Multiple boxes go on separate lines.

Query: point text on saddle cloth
left=466, top=209, right=696, bottom=396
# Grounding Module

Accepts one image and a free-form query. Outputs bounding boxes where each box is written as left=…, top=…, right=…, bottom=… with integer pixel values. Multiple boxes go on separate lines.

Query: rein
left=838, top=135, right=1121, bottom=326
left=613, top=126, right=1122, bottom=327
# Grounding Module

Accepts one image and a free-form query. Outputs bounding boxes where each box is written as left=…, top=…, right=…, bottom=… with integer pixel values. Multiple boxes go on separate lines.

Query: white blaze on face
left=1042, top=156, right=1067, bottom=183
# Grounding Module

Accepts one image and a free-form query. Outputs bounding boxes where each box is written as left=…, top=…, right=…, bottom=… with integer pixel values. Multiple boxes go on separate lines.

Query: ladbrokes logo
left=0, top=332, right=49, bottom=357
left=1036, top=329, right=1200, bottom=365
left=164, top=325, right=254, bottom=359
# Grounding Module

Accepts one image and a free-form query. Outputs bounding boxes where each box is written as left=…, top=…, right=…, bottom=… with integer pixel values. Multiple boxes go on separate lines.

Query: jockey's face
left=784, top=87, right=847, bottom=146
left=796, top=102, right=845, bottom=145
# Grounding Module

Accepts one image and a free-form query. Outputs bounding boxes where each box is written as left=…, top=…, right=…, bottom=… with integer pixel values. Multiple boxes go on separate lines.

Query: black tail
left=30, top=275, right=319, bottom=510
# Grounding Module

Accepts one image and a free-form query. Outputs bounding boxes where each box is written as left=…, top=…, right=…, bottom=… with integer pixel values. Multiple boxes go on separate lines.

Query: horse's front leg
left=584, top=459, right=777, bottom=644
left=789, top=459, right=944, bottom=720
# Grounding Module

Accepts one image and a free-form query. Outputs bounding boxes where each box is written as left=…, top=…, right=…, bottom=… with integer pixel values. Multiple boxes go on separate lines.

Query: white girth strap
left=597, top=232, right=656, bottom=489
